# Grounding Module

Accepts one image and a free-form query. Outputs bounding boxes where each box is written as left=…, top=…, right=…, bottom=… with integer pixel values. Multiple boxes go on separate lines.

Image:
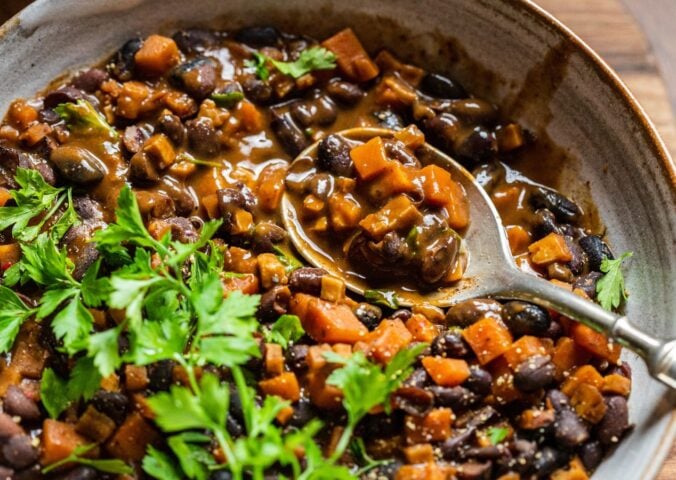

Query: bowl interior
left=1, top=0, right=675, bottom=477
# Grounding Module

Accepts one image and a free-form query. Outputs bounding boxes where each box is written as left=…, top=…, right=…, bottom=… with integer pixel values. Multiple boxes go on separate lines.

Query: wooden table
left=0, top=0, right=675, bottom=477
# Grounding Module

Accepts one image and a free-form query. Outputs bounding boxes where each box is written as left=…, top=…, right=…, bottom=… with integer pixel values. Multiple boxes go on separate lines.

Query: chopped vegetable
left=54, top=100, right=119, bottom=139
left=211, top=91, right=245, bottom=108
left=247, top=46, right=336, bottom=81
left=596, top=251, right=633, bottom=310
left=262, top=314, right=305, bottom=349
left=43, top=444, right=133, bottom=475
left=364, top=289, right=400, bottom=309
left=486, top=426, right=510, bottom=445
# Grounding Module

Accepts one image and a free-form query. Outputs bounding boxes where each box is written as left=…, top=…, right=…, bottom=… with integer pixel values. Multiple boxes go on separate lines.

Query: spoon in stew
left=281, top=127, right=676, bottom=389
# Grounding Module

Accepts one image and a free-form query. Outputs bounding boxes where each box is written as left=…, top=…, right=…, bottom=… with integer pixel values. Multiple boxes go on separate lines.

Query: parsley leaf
left=486, top=426, right=510, bottom=445
left=211, top=91, right=244, bottom=109
left=54, top=100, right=119, bottom=140
left=143, top=446, right=184, bottom=480
left=51, top=297, right=94, bottom=354
left=270, top=47, right=336, bottom=79
left=0, top=285, right=34, bottom=353
left=42, top=444, right=132, bottom=475
left=262, top=314, right=305, bottom=349
left=364, top=289, right=399, bottom=309
left=596, top=251, right=633, bottom=311
left=40, top=358, right=102, bottom=419
left=272, top=245, right=303, bottom=273
left=244, top=52, right=270, bottom=81
left=40, top=368, right=71, bottom=418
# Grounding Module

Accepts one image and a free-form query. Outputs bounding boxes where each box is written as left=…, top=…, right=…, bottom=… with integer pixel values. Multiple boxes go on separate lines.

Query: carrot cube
left=528, top=233, right=573, bottom=265
left=420, top=164, right=454, bottom=207
left=443, top=179, right=469, bottom=230
left=405, top=408, right=453, bottom=443
left=405, top=314, right=438, bottom=343
left=350, top=136, right=390, bottom=181
left=322, top=28, right=379, bottom=82
left=502, top=336, right=549, bottom=369
left=422, top=357, right=471, bottom=387
left=366, top=319, right=413, bottom=364
left=134, top=35, right=180, bottom=77
left=259, top=372, right=301, bottom=402
left=462, top=318, right=513, bottom=365
left=291, top=295, right=368, bottom=344
left=41, top=419, right=88, bottom=465
left=569, top=322, right=621, bottom=364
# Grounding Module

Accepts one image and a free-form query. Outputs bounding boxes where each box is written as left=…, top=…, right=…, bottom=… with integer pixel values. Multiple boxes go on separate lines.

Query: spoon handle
left=496, top=270, right=676, bottom=389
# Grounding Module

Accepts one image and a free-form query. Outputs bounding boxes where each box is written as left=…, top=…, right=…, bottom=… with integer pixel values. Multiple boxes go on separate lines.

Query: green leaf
left=211, top=91, right=244, bottom=108
left=0, top=285, right=34, bottom=353
left=197, top=336, right=261, bottom=367
left=363, top=289, right=399, bottom=309
left=18, top=233, right=76, bottom=287
left=42, top=444, right=133, bottom=474
left=37, top=286, right=78, bottom=319
left=168, top=433, right=215, bottom=480
left=54, top=100, right=119, bottom=140
left=51, top=297, right=94, bottom=353
left=272, top=245, right=304, bottom=273
left=486, top=426, right=510, bottom=445
left=143, top=446, right=184, bottom=480
left=350, top=437, right=391, bottom=475
left=263, top=314, right=305, bottom=349
left=596, top=251, right=633, bottom=311
left=270, top=47, right=336, bottom=79
left=40, top=368, right=71, bottom=418
left=80, top=259, right=111, bottom=307
left=128, top=317, right=189, bottom=366
left=245, top=52, right=270, bottom=81
left=87, top=328, right=121, bottom=377
left=196, top=290, right=260, bottom=337
left=67, top=356, right=102, bottom=402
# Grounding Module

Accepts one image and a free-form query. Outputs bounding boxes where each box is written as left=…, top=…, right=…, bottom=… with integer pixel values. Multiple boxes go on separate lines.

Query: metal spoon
left=281, top=127, right=676, bottom=389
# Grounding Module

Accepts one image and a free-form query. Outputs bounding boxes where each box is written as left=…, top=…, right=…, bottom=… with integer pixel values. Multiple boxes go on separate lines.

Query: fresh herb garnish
left=596, top=251, right=633, bottom=311
left=246, top=47, right=337, bottom=81
left=486, top=426, right=510, bottom=445
left=0, top=285, right=34, bottom=353
left=350, top=437, right=391, bottom=475
left=176, top=152, right=222, bottom=169
left=262, top=314, right=305, bottom=348
left=272, top=245, right=304, bottom=273
left=42, top=444, right=133, bottom=475
left=54, top=100, right=119, bottom=140
left=364, top=289, right=400, bottom=309
left=211, top=91, right=245, bottom=108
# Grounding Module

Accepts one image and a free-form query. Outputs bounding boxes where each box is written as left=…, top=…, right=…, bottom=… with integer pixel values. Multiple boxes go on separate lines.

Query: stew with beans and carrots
left=0, top=25, right=633, bottom=480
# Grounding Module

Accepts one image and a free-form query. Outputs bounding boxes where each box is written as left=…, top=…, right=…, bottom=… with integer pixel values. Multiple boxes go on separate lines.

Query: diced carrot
left=76, top=405, right=117, bottom=442
left=41, top=419, right=88, bottom=465
left=569, top=322, right=621, bottom=364
left=303, top=194, right=325, bottom=218
left=116, top=81, right=151, bottom=119
left=225, top=246, right=258, bottom=274
left=124, top=365, right=149, bottom=392
left=359, top=195, right=422, bottom=240
left=561, top=365, right=604, bottom=397
left=374, top=50, right=425, bottom=86
left=551, top=457, right=590, bottom=480
left=489, top=356, right=523, bottom=404
left=366, top=319, right=413, bottom=364
left=394, top=124, right=425, bottom=149
left=462, top=318, right=513, bottom=365
left=221, top=273, right=259, bottom=295
left=502, top=336, right=549, bottom=370
left=321, top=28, right=379, bottom=82
left=202, top=193, right=220, bottom=219
left=528, top=233, right=572, bottom=265
left=0, top=363, right=22, bottom=397
left=405, top=408, right=452, bottom=444
left=19, top=122, right=51, bottom=146
left=100, top=373, right=119, bottom=391
left=257, top=253, right=288, bottom=289
left=307, top=367, right=343, bottom=409
left=551, top=337, right=591, bottom=379
left=328, top=193, right=362, bottom=231
left=132, top=393, right=156, bottom=420
left=402, top=443, right=435, bottom=464
left=405, top=314, right=438, bottom=343
left=320, top=275, right=346, bottom=303
left=519, top=407, right=555, bottom=430
left=143, top=134, right=175, bottom=169
left=496, top=123, right=525, bottom=152
left=106, top=412, right=161, bottom=462
left=395, top=463, right=449, bottom=480
left=0, top=243, right=21, bottom=267
left=506, top=225, right=531, bottom=255
left=350, top=136, right=390, bottom=181
left=375, top=76, right=418, bottom=108
left=134, top=34, right=180, bottom=77
left=290, top=294, right=368, bottom=344
left=601, top=373, right=631, bottom=396
left=264, top=343, right=284, bottom=375
left=422, top=357, right=471, bottom=387
left=0, top=188, right=12, bottom=207
left=8, top=99, right=38, bottom=129
left=491, top=185, right=521, bottom=212
left=569, top=383, right=607, bottom=423
left=257, top=164, right=287, bottom=213
left=236, top=100, right=263, bottom=132
left=443, top=179, right=470, bottom=230
left=259, top=372, right=301, bottom=402
left=11, top=323, right=47, bottom=379
left=276, top=405, right=294, bottom=425
left=420, top=164, right=455, bottom=207
left=367, top=162, right=416, bottom=201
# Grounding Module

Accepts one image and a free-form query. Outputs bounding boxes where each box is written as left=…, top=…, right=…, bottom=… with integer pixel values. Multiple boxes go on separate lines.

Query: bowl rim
left=0, top=0, right=675, bottom=477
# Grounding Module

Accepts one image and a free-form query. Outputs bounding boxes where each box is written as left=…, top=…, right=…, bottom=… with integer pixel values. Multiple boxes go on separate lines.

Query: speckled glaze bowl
left=1, top=0, right=675, bottom=477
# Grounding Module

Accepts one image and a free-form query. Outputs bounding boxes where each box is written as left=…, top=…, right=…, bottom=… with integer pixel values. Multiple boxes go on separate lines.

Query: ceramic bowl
left=1, top=0, right=674, bottom=477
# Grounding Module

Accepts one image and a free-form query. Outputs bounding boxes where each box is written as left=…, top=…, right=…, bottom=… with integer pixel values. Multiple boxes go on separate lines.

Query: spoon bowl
left=282, top=127, right=676, bottom=389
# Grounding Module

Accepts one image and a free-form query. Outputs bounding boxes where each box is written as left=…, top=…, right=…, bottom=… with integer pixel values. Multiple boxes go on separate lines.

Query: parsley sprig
left=42, top=444, right=133, bottom=475
left=596, top=251, right=633, bottom=311
left=54, top=99, right=119, bottom=140
left=245, top=46, right=336, bottom=81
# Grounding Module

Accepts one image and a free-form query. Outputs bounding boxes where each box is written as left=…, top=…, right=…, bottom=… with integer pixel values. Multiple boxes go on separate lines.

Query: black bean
left=432, top=331, right=469, bottom=358
left=0, top=467, right=13, bottom=479
left=509, top=439, right=536, bottom=474
left=234, top=26, right=281, bottom=47
left=554, top=409, right=589, bottom=448
left=129, top=152, right=160, bottom=185
left=380, top=231, right=408, bottom=262
left=391, top=309, right=412, bottom=322
left=464, top=366, right=493, bottom=396
left=446, top=299, right=503, bottom=328
left=170, top=57, right=218, bottom=99
left=440, top=428, right=475, bottom=458
left=290, top=94, right=338, bottom=127
left=13, top=464, right=41, bottom=480
left=0, top=412, right=25, bottom=439
left=43, top=86, right=88, bottom=109
left=172, top=28, right=218, bottom=54
left=373, top=109, right=404, bottom=130
left=597, top=396, right=629, bottom=446
left=38, top=108, right=61, bottom=124
left=420, top=72, right=466, bottom=99
left=392, top=386, right=434, bottom=416
left=463, top=445, right=503, bottom=461
left=60, top=466, right=99, bottom=480
left=566, top=236, right=586, bottom=274
left=533, top=447, right=568, bottom=478
left=420, top=230, right=460, bottom=283
left=226, top=414, right=244, bottom=437
left=533, top=208, right=562, bottom=238
left=158, top=112, right=187, bottom=146
left=110, top=37, right=142, bottom=81
left=573, top=272, right=603, bottom=299
left=288, top=267, right=326, bottom=295
left=123, top=124, right=151, bottom=154
left=354, top=303, right=382, bottom=330
left=228, top=387, right=244, bottom=423
left=2, top=435, right=38, bottom=469
left=91, top=391, right=129, bottom=425
left=3, top=386, right=40, bottom=422
left=270, top=111, right=308, bottom=157
left=385, top=140, right=420, bottom=168
left=163, top=216, right=199, bottom=243
left=451, top=99, right=498, bottom=124
left=578, top=235, right=614, bottom=272
left=209, top=471, right=233, bottom=480
left=514, top=355, right=555, bottom=392
left=316, top=134, right=354, bottom=177
left=186, top=117, right=220, bottom=157
left=161, top=178, right=196, bottom=217
left=455, top=126, right=498, bottom=163
left=285, top=345, right=309, bottom=373
left=403, top=368, right=430, bottom=388
left=502, top=301, right=551, bottom=337
left=287, top=398, right=316, bottom=428
left=530, top=187, right=581, bottom=224
left=578, top=441, right=603, bottom=471
left=456, top=461, right=492, bottom=480
left=65, top=228, right=100, bottom=281
left=457, top=405, right=499, bottom=429
left=50, top=145, right=106, bottom=185
left=326, top=80, right=364, bottom=105
left=242, top=76, right=273, bottom=104
left=251, top=223, right=285, bottom=253
left=546, top=389, right=570, bottom=411
left=430, top=386, right=478, bottom=411
left=71, top=68, right=109, bottom=93
left=147, top=360, right=174, bottom=392
left=361, top=412, right=404, bottom=439
left=257, top=286, right=291, bottom=322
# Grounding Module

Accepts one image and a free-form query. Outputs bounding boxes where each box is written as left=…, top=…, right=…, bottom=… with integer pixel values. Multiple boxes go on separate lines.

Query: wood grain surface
left=0, top=0, right=674, bottom=477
